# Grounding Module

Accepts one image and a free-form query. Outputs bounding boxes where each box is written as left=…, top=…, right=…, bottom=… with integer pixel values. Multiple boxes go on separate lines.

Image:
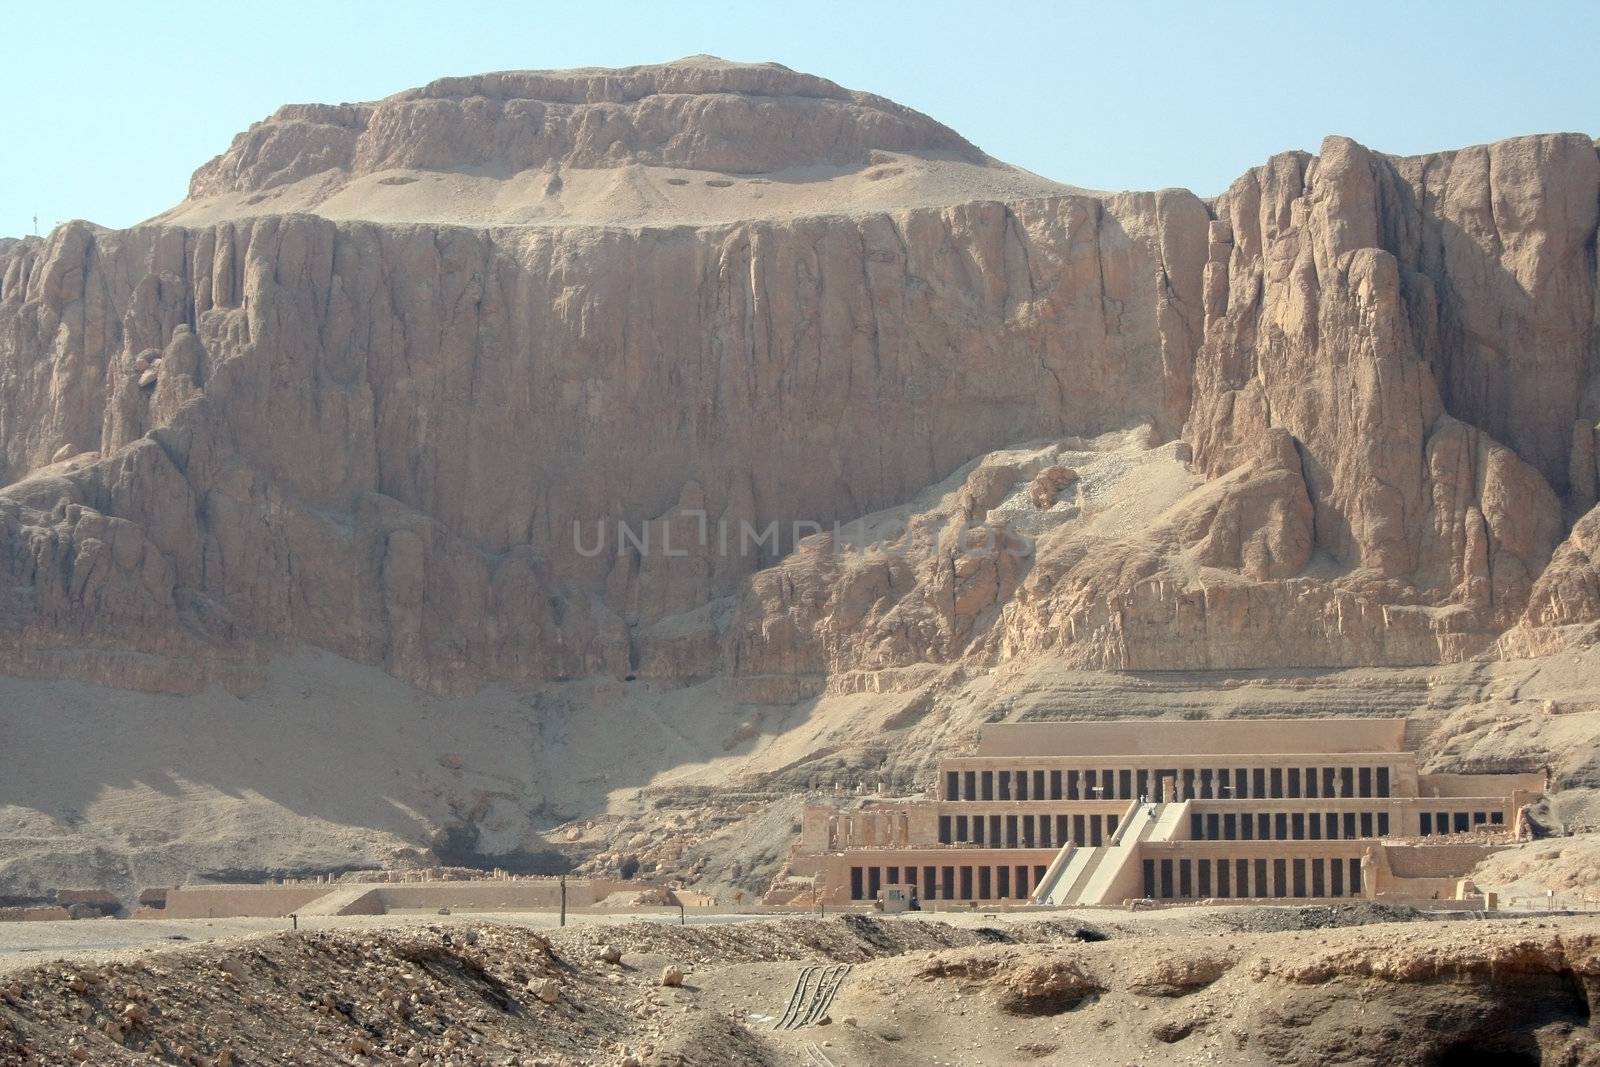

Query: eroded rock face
left=1247, top=927, right=1600, bottom=1065
left=1027, top=465, right=1078, bottom=510
left=1192, top=135, right=1585, bottom=585
left=188, top=56, right=981, bottom=199
left=0, top=169, right=1208, bottom=692
left=1510, top=502, right=1600, bottom=646
left=0, top=62, right=1596, bottom=694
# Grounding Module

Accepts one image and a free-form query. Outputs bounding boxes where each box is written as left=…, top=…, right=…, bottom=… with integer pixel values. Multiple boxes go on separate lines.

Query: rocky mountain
left=0, top=57, right=1597, bottom=893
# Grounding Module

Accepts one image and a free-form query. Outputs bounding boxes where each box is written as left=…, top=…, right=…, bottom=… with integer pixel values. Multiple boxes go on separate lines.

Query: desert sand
left=2, top=907, right=1598, bottom=1064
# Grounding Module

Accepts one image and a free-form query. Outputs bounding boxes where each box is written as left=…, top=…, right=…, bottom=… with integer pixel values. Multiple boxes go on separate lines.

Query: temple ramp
left=1037, top=799, right=1191, bottom=906
left=1074, top=799, right=1189, bottom=904
left=1035, top=800, right=1148, bottom=905
left=294, top=886, right=385, bottom=916
left=1149, top=801, right=1189, bottom=842
left=1033, top=841, right=1095, bottom=906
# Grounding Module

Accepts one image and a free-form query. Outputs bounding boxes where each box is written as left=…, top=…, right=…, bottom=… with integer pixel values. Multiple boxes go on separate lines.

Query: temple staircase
left=1032, top=799, right=1189, bottom=906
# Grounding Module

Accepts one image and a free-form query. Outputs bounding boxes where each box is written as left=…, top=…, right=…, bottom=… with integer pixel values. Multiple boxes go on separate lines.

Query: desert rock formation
left=0, top=57, right=1597, bottom=891
left=186, top=57, right=980, bottom=194
left=2, top=61, right=1594, bottom=697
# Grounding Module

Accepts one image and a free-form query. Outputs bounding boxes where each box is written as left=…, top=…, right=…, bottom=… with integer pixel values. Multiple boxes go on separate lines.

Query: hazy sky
left=3, top=0, right=1596, bottom=238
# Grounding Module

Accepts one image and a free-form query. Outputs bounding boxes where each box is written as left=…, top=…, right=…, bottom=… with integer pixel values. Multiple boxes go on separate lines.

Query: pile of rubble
left=5, top=911, right=1599, bottom=1064
left=557, top=792, right=790, bottom=891
left=0, top=925, right=654, bottom=1065
left=0, top=916, right=1098, bottom=1065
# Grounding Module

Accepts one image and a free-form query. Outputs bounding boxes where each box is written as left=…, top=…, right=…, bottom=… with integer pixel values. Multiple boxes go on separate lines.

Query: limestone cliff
left=186, top=56, right=981, bottom=195
left=0, top=59, right=1596, bottom=699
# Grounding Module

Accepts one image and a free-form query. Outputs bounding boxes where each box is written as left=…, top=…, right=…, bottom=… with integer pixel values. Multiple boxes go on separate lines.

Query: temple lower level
left=766, top=718, right=1542, bottom=909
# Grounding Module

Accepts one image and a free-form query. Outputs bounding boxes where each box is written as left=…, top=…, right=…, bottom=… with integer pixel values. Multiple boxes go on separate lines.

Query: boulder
left=1028, top=466, right=1079, bottom=510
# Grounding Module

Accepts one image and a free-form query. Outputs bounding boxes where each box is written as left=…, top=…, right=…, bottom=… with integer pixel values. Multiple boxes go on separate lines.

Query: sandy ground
left=0, top=905, right=1250, bottom=976
left=0, top=647, right=804, bottom=900
left=1476, top=835, right=1600, bottom=909
left=1, top=906, right=1596, bottom=1065
left=152, top=153, right=1082, bottom=231
left=0, top=910, right=781, bottom=977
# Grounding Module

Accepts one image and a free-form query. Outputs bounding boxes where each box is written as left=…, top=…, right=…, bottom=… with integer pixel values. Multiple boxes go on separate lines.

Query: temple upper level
left=973, top=718, right=1409, bottom=757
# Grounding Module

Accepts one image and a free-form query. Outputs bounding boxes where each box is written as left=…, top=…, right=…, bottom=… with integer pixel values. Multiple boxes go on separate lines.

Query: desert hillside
left=6, top=909, right=1599, bottom=1065
left=0, top=57, right=1597, bottom=896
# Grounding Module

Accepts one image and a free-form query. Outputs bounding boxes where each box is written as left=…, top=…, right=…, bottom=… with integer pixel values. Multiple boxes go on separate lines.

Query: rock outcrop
left=187, top=56, right=981, bottom=198
left=1507, top=501, right=1600, bottom=652
left=0, top=60, right=1596, bottom=698
left=1191, top=135, right=1586, bottom=596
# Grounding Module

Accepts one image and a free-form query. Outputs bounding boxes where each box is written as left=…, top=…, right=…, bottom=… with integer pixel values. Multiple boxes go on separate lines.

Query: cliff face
left=0, top=195, right=1206, bottom=693
left=0, top=60, right=1596, bottom=696
left=187, top=56, right=982, bottom=197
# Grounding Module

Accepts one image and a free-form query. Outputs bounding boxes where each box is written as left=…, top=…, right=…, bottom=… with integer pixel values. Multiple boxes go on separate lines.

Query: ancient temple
left=769, top=719, right=1542, bottom=908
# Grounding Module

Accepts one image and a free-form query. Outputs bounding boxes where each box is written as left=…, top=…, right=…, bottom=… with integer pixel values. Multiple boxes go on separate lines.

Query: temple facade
left=768, top=719, right=1542, bottom=908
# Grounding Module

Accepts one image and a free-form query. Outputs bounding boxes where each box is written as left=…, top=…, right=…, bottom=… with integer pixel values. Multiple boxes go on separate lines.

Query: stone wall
left=1418, top=773, right=1546, bottom=798
left=976, top=719, right=1407, bottom=758
left=148, top=877, right=648, bottom=919
left=157, top=885, right=331, bottom=919
left=1384, top=842, right=1502, bottom=879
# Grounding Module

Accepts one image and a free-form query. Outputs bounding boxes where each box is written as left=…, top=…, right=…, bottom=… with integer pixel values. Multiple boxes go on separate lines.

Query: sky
left=3, top=0, right=1597, bottom=238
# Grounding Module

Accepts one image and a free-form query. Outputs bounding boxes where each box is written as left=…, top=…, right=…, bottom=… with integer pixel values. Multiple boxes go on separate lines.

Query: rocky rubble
left=4, top=907, right=1594, bottom=1065
left=0, top=924, right=639, bottom=1065
left=0, top=915, right=1100, bottom=1065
